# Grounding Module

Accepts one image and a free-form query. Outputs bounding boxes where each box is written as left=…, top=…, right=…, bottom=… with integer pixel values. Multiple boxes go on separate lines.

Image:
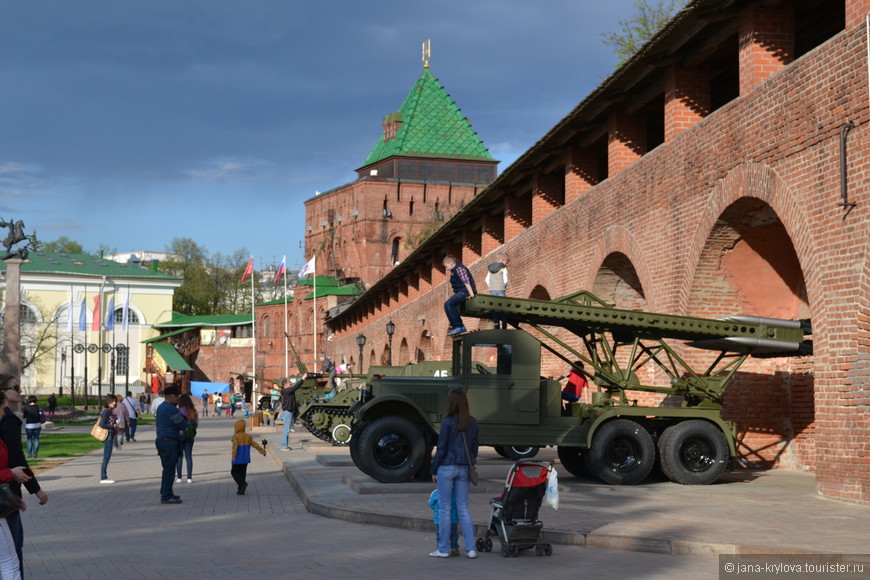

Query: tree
left=602, top=1, right=686, bottom=64
left=160, top=238, right=214, bottom=316
left=40, top=236, right=84, bottom=254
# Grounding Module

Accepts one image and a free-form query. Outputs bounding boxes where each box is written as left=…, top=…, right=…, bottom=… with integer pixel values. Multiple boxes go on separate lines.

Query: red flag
left=91, top=295, right=101, bottom=331
left=240, top=258, right=254, bottom=284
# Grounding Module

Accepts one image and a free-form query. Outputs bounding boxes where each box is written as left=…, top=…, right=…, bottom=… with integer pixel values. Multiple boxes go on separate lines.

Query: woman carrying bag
left=99, top=396, right=118, bottom=484
left=430, top=389, right=479, bottom=559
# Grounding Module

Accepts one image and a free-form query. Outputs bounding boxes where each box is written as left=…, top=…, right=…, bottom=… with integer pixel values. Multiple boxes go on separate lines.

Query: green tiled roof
left=151, top=342, right=193, bottom=371
left=0, top=252, right=180, bottom=280
left=257, top=296, right=295, bottom=307
left=363, top=68, right=494, bottom=166
left=297, top=275, right=341, bottom=288
left=154, top=312, right=252, bottom=328
left=143, top=327, right=189, bottom=344
left=303, top=284, right=361, bottom=300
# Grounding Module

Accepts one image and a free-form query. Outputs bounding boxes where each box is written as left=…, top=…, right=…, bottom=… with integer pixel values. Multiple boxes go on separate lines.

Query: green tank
left=296, top=361, right=452, bottom=445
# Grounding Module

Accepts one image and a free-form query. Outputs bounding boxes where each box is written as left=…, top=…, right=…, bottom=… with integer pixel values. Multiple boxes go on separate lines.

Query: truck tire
left=556, top=446, right=588, bottom=478
left=658, top=420, right=729, bottom=485
left=355, top=416, right=425, bottom=483
left=493, top=446, right=509, bottom=458
left=502, top=445, right=540, bottom=460
left=584, top=419, right=655, bottom=485
left=349, top=422, right=368, bottom=475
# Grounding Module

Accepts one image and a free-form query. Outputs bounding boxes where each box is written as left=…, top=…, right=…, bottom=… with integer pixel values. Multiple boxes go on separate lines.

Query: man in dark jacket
left=0, top=374, right=48, bottom=575
left=442, top=256, right=476, bottom=336
left=280, top=374, right=307, bottom=450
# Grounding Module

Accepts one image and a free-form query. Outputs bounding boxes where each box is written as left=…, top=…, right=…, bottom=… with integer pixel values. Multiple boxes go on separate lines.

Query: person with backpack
left=175, top=394, right=198, bottom=484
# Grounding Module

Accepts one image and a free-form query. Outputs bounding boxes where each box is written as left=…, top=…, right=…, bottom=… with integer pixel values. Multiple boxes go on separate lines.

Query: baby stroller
left=476, top=459, right=554, bottom=557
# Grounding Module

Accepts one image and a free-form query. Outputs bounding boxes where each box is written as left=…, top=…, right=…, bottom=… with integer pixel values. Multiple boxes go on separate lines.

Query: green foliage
left=602, top=0, right=686, bottom=64
left=161, top=237, right=259, bottom=316
left=40, top=236, right=83, bottom=254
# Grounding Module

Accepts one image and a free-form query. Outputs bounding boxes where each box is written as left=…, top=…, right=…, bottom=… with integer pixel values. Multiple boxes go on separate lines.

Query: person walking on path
left=176, top=394, right=198, bottom=484
left=0, top=374, right=48, bottom=577
left=442, top=256, right=476, bottom=336
left=154, top=386, right=187, bottom=504
left=99, top=395, right=118, bottom=484
left=200, top=390, right=209, bottom=418
left=230, top=419, right=265, bottom=495
left=150, top=390, right=165, bottom=416
left=430, top=389, right=479, bottom=559
left=112, top=394, right=127, bottom=449
left=122, top=391, right=141, bottom=442
left=46, top=393, right=57, bottom=416
left=279, top=375, right=305, bottom=450
left=21, top=396, right=44, bottom=459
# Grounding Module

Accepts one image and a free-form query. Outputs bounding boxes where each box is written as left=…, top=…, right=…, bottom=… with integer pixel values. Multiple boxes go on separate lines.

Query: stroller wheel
left=509, top=545, right=520, bottom=557
left=476, top=538, right=485, bottom=551
left=535, top=544, right=544, bottom=556
left=483, top=537, right=493, bottom=552
left=544, top=543, right=553, bottom=556
left=500, top=543, right=510, bottom=558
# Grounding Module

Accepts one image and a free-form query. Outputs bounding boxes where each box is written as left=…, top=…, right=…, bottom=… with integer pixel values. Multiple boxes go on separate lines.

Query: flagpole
left=312, top=266, right=317, bottom=374
left=125, top=285, right=130, bottom=391
left=283, top=256, right=288, bottom=378
left=250, top=256, right=256, bottom=402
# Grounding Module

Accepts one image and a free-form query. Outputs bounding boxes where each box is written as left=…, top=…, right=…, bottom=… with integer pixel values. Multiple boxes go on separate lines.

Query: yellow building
left=0, top=252, right=180, bottom=396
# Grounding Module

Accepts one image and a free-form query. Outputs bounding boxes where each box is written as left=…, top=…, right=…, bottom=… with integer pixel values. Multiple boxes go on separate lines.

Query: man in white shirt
left=122, top=391, right=141, bottom=441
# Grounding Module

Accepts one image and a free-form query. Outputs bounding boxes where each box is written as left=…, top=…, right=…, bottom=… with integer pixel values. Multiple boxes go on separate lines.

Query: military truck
left=345, top=291, right=811, bottom=485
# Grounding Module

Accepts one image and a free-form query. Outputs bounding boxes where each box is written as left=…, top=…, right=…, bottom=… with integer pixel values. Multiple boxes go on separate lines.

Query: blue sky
left=0, top=1, right=636, bottom=272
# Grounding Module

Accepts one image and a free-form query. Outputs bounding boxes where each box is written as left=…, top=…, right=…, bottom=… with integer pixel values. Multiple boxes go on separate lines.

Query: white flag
left=121, top=293, right=130, bottom=331
left=298, top=255, right=316, bottom=278
left=66, top=292, right=74, bottom=333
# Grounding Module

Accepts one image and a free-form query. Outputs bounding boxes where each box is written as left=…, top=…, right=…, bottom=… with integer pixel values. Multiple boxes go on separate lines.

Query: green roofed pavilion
left=360, top=68, right=497, bottom=184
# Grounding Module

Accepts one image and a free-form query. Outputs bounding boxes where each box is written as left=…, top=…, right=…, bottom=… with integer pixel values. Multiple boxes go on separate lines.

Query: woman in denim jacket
left=430, top=389, right=479, bottom=559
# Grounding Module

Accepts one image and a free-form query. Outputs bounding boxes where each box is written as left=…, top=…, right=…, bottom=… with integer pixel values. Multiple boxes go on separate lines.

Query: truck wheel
left=356, top=416, right=425, bottom=483
left=584, top=419, right=655, bottom=485
left=557, top=446, right=587, bottom=478
left=502, top=446, right=539, bottom=460
left=493, top=446, right=509, bottom=458
left=349, top=422, right=369, bottom=474
left=659, top=420, right=729, bottom=485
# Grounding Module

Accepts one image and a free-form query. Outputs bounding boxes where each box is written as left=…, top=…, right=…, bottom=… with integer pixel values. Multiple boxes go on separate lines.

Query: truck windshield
left=470, top=343, right=512, bottom=375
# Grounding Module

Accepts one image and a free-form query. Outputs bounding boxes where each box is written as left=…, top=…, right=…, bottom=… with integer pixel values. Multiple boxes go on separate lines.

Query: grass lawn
left=28, top=433, right=103, bottom=458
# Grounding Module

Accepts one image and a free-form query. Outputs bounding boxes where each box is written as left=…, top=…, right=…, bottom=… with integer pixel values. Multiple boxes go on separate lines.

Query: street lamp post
left=356, top=334, right=367, bottom=374
left=385, top=321, right=395, bottom=366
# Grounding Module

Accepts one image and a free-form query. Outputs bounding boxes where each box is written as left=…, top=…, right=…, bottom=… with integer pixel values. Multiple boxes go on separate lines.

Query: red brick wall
left=327, top=22, right=870, bottom=503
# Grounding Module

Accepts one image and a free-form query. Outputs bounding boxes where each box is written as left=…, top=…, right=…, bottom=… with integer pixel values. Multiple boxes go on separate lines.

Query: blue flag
left=78, top=296, right=87, bottom=331
left=105, top=297, right=115, bottom=330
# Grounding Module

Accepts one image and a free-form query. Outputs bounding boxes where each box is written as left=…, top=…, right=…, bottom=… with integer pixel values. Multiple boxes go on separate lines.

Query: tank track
left=300, top=404, right=354, bottom=446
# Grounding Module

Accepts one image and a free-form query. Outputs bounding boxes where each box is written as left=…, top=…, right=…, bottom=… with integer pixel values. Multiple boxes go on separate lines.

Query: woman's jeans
left=436, top=464, right=475, bottom=554
left=101, top=433, right=114, bottom=480
left=177, top=439, right=194, bottom=479
left=25, top=427, right=41, bottom=457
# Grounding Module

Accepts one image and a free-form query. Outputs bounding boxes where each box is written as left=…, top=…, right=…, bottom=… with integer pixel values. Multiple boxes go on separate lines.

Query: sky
left=0, top=1, right=638, bottom=272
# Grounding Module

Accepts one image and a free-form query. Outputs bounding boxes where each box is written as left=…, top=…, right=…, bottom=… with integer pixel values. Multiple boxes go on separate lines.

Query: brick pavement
left=20, top=416, right=719, bottom=579
left=271, top=426, right=870, bottom=558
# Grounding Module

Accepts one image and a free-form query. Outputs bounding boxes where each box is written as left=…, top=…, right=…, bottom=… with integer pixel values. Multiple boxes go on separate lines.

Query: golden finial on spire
left=422, top=39, right=431, bottom=69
